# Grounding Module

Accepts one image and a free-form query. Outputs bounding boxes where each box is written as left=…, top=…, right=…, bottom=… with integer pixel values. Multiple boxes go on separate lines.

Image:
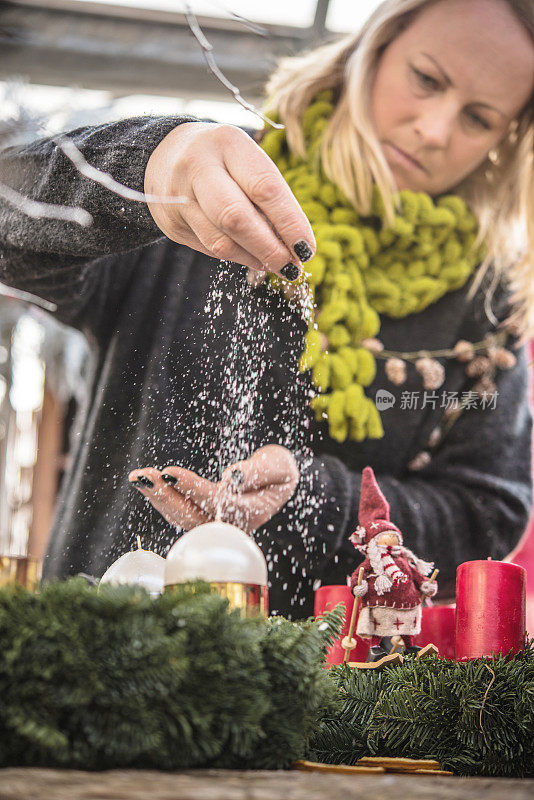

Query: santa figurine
left=349, top=466, right=439, bottom=667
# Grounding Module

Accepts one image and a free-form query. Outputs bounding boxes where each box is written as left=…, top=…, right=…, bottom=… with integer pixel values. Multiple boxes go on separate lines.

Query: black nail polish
left=293, top=240, right=313, bottom=262
left=281, top=263, right=301, bottom=282
left=134, top=475, right=154, bottom=488
left=231, top=468, right=244, bottom=486
left=161, top=473, right=178, bottom=485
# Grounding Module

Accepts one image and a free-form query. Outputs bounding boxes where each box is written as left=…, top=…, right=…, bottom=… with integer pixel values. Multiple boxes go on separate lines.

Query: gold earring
left=508, top=120, right=519, bottom=145
left=487, top=148, right=500, bottom=165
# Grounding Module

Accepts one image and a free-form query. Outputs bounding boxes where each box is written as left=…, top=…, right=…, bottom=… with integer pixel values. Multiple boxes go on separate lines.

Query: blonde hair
left=265, top=0, right=534, bottom=337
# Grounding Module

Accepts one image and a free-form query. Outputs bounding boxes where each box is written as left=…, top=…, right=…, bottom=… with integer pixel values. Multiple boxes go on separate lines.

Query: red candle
left=314, top=585, right=368, bottom=666
left=414, top=604, right=456, bottom=659
left=455, top=560, right=526, bottom=660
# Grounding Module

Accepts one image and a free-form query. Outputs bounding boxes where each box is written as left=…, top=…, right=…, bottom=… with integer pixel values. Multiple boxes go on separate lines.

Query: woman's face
left=371, top=0, right=534, bottom=195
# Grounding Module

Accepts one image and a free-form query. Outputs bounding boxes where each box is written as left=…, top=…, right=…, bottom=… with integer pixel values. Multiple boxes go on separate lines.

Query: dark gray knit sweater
left=0, top=116, right=531, bottom=618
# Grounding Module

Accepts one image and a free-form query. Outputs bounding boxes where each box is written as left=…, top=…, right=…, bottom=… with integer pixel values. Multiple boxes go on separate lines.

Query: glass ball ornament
left=164, top=520, right=268, bottom=617
left=100, top=538, right=165, bottom=596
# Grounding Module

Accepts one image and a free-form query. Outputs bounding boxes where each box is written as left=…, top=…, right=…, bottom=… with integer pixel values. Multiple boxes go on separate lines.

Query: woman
left=0, top=0, right=533, bottom=617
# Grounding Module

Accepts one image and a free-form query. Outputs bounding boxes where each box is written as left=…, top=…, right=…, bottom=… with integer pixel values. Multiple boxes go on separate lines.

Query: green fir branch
left=310, top=644, right=534, bottom=778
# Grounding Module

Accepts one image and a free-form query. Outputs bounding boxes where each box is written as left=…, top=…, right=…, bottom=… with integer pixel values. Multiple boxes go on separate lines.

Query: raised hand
left=144, top=122, right=315, bottom=279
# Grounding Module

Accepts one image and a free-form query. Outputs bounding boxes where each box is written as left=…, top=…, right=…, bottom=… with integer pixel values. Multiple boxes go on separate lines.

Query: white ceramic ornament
left=164, top=520, right=268, bottom=616
left=100, top=538, right=165, bottom=596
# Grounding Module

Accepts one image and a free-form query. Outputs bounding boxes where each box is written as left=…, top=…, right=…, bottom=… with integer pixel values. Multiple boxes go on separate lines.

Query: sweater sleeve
left=293, top=342, right=533, bottom=598
left=0, top=115, right=200, bottom=318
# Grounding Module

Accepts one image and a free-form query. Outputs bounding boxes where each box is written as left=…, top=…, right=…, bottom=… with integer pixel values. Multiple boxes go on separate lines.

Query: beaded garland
left=260, top=92, right=483, bottom=443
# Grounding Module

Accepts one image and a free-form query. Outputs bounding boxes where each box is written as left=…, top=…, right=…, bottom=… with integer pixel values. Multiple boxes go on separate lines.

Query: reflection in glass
left=0, top=311, right=45, bottom=589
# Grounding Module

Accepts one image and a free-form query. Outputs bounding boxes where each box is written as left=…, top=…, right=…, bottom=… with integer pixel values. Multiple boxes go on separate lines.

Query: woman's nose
left=414, top=99, right=457, bottom=149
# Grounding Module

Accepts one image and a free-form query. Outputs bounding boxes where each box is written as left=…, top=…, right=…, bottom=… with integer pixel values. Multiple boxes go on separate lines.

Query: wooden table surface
left=0, top=768, right=532, bottom=800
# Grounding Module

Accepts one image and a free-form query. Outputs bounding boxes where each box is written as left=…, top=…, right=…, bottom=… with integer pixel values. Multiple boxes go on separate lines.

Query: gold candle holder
left=0, top=555, right=42, bottom=591
left=0, top=556, right=42, bottom=591
left=166, top=580, right=268, bottom=618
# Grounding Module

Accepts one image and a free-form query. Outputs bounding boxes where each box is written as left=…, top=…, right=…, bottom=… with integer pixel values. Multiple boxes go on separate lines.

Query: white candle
left=100, top=538, right=165, bottom=596
left=164, top=520, right=268, bottom=587
left=164, top=521, right=269, bottom=617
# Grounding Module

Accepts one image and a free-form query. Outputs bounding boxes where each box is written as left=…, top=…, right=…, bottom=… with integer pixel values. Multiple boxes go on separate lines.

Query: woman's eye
left=465, top=111, right=491, bottom=131
left=412, top=67, right=440, bottom=91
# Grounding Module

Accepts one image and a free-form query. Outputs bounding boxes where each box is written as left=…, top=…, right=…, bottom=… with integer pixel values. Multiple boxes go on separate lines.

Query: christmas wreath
left=0, top=581, right=532, bottom=777
left=0, top=579, right=341, bottom=770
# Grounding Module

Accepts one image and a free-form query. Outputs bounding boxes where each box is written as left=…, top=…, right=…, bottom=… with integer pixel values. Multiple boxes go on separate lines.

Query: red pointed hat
left=350, top=466, right=403, bottom=545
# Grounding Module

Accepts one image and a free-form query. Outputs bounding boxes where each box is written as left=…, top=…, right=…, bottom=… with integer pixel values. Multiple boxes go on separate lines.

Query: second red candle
left=455, top=559, right=526, bottom=660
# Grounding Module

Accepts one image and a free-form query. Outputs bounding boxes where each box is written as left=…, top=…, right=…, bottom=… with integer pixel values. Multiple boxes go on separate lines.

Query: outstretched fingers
left=158, top=466, right=223, bottom=518
left=128, top=467, right=210, bottom=529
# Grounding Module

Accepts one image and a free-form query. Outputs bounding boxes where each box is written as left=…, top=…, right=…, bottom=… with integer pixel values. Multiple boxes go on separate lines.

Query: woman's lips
left=384, top=142, right=426, bottom=173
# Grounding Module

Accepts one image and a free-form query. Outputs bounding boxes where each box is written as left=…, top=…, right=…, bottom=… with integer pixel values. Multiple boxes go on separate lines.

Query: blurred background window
left=0, top=1, right=384, bottom=132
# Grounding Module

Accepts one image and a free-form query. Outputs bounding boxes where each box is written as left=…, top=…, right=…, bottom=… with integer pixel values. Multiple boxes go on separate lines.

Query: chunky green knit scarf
left=260, top=92, right=482, bottom=443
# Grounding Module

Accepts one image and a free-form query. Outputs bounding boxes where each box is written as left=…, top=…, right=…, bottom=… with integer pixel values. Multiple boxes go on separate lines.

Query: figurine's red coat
left=350, top=555, right=427, bottom=609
